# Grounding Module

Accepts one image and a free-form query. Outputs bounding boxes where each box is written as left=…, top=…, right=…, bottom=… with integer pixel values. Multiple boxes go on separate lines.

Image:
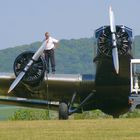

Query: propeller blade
left=32, top=41, right=46, bottom=61
left=8, top=71, right=25, bottom=93
left=109, top=6, right=116, bottom=33
left=109, top=6, right=119, bottom=74
left=112, top=48, right=119, bottom=74
left=8, top=41, right=46, bottom=93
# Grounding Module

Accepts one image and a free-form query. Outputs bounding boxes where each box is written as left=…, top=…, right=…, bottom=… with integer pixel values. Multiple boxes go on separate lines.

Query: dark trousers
left=44, top=49, right=55, bottom=73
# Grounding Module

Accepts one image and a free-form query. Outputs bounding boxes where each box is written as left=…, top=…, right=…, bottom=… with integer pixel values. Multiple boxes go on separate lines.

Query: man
left=43, top=32, right=59, bottom=74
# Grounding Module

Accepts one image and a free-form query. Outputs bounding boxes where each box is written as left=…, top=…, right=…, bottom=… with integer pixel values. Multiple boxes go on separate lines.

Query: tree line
left=0, top=38, right=95, bottom=74
left=0, top=35, right=140, bottom=74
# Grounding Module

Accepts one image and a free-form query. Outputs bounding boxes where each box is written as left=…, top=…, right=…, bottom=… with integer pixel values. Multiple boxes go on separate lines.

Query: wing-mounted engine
left=95, top=25, right=132, bottom=56
left=14, top=51, right=46, bottom=86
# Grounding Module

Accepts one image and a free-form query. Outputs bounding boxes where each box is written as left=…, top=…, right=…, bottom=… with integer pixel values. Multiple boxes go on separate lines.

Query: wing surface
left=0, top=73, right=95, bottom=109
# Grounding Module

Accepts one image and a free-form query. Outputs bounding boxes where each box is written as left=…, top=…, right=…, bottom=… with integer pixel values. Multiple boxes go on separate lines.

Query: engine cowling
left=14, top=51, right=46, bottom=86
left=96, top=26, right=132, bottom=56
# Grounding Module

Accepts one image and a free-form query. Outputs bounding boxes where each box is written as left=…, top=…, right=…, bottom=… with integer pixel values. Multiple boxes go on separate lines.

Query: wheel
left=59, top=102, right=68, bottom=120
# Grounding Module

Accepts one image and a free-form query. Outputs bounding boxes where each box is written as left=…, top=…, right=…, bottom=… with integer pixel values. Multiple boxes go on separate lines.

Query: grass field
left=0, top=119, right=140, bottom=140
left=0, top=106, right=21, bottom=120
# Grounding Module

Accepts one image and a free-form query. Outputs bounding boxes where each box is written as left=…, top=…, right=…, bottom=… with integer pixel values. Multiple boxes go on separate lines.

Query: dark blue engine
left=95, top=25, right=133, bottom=57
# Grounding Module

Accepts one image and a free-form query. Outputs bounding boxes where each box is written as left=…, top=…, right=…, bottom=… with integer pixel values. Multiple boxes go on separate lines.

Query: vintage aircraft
left=0, top=7, right=134, bottom=119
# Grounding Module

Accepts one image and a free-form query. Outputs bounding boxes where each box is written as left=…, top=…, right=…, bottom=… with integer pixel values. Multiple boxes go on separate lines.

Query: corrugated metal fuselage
left=0, top=55, right=132, bottom=117
left=91, top=54, right=132, bottom=116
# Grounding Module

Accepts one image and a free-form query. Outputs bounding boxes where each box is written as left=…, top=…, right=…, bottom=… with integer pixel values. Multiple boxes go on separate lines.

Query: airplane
left=0, top=7, right=135, bottom=119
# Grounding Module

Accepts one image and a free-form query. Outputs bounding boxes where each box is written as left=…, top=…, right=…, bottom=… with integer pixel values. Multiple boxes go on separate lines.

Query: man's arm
left=52, top=38, right=59, bottom=43
left=52, top=38, right=59, bottom=48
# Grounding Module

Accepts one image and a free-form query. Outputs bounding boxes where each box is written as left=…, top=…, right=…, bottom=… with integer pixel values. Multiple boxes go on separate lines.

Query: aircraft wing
left=0, top=73, right=95, bottom=110
left=46, top=74, right=95, bottom=100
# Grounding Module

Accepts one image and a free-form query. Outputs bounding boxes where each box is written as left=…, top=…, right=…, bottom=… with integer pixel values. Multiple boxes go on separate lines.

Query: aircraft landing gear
left=59, top=102, right=68, bottom=120
left=58, top=91, right=95, bottom=120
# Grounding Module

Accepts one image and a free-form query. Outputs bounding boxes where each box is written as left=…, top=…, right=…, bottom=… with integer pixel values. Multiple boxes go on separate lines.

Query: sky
left=0, top=0, right=140, bottom=50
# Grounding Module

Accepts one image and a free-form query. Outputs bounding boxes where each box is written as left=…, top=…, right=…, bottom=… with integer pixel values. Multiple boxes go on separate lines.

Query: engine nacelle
left=14, top=51, right=46, bottom=86
left=95, top=25, right=133, bottom=56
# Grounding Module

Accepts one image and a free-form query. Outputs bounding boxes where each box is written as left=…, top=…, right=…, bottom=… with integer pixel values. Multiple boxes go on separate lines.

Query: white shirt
left=44, top=37, right=59, bottom=50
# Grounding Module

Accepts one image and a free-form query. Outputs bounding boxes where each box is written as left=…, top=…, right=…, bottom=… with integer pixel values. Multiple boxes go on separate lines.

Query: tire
left=59, top=102, right=68, bottom=120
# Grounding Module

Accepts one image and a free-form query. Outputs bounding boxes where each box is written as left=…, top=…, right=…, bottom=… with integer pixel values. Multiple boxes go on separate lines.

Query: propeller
left=8, top=41, right=47, bottom=93
left=109, top=6, right=119, bottom=74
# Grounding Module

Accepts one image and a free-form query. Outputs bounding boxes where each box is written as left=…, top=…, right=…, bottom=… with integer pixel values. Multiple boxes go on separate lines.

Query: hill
left=0, top=35, right=140, bottom=74
left=134, top=35, right=140, bottom=58
left=0, top=38, right=94, bottom=74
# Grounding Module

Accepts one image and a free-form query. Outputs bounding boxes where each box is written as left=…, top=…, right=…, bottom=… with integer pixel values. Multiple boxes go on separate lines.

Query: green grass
left=0, top=119, right=140, bottom=140
left=0, top=106, right=21, bottom=120
left=0, top=106, right=58, bottom=120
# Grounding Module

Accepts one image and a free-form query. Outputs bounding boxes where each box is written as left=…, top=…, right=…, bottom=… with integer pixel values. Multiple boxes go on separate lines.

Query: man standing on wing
left=44, top=32, right=59, bottom=74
